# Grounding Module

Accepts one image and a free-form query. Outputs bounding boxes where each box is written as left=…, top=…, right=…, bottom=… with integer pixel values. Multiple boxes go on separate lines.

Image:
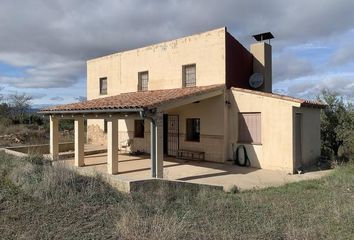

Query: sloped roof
left=40, top=84, right=225, bottom=113
left=232, top=87, right=326, bottom=108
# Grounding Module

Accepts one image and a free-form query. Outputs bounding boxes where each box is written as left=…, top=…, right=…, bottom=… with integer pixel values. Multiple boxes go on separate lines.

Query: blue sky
left=0, top=0, right=353, bottom=108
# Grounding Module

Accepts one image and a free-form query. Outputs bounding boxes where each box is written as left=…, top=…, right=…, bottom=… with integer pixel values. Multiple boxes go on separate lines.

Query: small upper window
left=138, top=71, right=149, bottom=91
left=183, top=64, right=196, bottom=87
left=99, top=77, right=107, bottom=95
left=134, top=120, right=145, bottom=138
left=186, top=118, right=200, bottom=142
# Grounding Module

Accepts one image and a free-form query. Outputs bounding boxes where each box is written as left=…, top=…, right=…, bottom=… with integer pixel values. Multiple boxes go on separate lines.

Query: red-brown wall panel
left=225, top=32, right=253, bottom=89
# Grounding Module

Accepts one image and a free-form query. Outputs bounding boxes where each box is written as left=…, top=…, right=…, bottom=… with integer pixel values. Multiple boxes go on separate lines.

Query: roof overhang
left=38, top=108, right=145, bottom=115
left=232, top=87, right=326, bottom=109
left=156, top=87, right=224, bottom=111
left=39, top=84, right=225, bottom=118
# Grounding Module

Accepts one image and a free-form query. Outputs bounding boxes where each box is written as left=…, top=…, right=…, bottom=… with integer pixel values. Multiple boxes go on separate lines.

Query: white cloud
left=0, top=0, right=354, bottom=99
left=279, top=74, right=354, bottom=100
left=28, top=92, right=47, bottom=100
left=50, top=96, right=64, bottom=101
left=330, top=43, right=354, bottom=66
left=273, top=53, right=314, bottom=82
left=0, top=60, right=84, bottom=88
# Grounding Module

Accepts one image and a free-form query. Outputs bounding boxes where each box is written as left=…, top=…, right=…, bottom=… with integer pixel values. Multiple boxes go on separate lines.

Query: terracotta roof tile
left=232, top=87, right=326, bottom=108
left=41, top=84, right=225, bottom=113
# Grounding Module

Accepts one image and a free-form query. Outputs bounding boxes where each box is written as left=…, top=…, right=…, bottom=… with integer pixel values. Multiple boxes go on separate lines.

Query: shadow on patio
left=60, top=150, right=331, bottom=191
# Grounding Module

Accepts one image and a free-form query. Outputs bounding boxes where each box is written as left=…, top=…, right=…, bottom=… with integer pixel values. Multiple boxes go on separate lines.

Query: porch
left=40, top=84, right=226, bottom=180
left=57, top=145, right=331, bottom=192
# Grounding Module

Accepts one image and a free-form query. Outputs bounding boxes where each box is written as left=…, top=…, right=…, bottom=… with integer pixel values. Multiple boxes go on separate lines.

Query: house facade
left=42, top=27, right=324, bottom=176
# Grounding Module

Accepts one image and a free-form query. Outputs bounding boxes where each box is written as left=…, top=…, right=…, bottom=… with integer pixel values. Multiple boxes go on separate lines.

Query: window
left=99, top=77, right=107, bottom=95
left=138, top=71, right=149, bottom=91
left=186, top=118, right=200, bottom=142
left=134, top=120, right=145, bottom=138
left=238, top=113, right=261, bottom=144
left=182, top=64, right=196, bottom=87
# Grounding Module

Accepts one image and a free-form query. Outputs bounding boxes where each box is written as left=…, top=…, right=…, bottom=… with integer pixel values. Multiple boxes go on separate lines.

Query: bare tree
left=75, top=96, right=87, bottom=102
left=9, top=93, right=32, bottom=123
left=0, top=87, right=3, bottom=103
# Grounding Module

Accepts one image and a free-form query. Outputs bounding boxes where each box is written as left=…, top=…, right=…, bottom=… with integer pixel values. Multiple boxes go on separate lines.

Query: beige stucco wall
left=229, top=90, right=298, bottom=173
left=87, top=56, right=121, bottom=99
left=84, top=27, right=321, bottom=172
left=87, top=27, right=227, bottom=147
left=87, top=90, right=321, bottom=172
left=87, top=27, right=226, bottom=100
left=250, top=42, right=272, bottom=93
left=87, top=95, right=226, bottom=162
left=119, top=119, right=151, bottom=153
left=229, top=89, right=321, bottom=173
left=167, top=95, right=226, bottom=162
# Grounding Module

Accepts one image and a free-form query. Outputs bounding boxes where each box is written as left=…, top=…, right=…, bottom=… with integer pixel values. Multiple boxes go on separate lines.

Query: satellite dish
left=249, top=73, right=264, bottom=89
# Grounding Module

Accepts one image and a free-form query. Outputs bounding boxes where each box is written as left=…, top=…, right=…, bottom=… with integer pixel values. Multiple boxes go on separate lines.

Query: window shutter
left=238, top=113, right=261, bottom=144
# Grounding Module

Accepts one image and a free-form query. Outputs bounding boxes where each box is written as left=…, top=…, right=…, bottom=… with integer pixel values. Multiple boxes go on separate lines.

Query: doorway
left=295, top=113, right=302, bottom=171
left=163, top=114, right=179, bottom=156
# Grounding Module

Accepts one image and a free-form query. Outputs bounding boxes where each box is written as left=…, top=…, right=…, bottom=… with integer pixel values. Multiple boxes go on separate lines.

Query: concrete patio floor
left=60, top=148, right=332, bottom=192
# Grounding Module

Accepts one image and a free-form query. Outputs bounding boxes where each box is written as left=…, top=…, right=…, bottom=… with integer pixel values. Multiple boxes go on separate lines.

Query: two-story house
left=41, top=27, right=325, bottom=177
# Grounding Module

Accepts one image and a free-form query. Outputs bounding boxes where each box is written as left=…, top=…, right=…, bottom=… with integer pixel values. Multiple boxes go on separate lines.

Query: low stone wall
left=129, top=178, right=223, bottom=193
left=87, top=124, right=107, bottom=145
left=5, top=142, right=74, bottom=155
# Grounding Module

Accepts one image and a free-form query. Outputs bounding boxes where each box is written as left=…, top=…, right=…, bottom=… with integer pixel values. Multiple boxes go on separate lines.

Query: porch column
left=107, top=118, right=118, bottom=175
left=49, top=116, right=59, bottom=160
left=74, top=117, right=85, bottom=167
left=151, top=113, right=163, bottom=178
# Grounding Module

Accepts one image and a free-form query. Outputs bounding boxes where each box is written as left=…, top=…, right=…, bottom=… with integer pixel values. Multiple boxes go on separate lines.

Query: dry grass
left=1, top=151, right=353, bottom=240
left=0, top=123, right=74, bottom=147
left=0, top=124, right=48, bottom=147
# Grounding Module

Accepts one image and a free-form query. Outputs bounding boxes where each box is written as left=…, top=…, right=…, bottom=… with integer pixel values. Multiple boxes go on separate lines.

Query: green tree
left=318, top=89, right=354, bottom=159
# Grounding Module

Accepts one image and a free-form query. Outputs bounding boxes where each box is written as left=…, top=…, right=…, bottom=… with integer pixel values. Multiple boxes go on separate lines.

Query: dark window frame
left=99, top=77, right=107, bottom=95
left=103, top=119, right=107, bottom=133
left=182, top=64, right=196, bottom=87
left=186, top=118, right=200, bottom=142
left=134, top=119, right=145, bottom=138
left=138, top=71, right=149, bottom=91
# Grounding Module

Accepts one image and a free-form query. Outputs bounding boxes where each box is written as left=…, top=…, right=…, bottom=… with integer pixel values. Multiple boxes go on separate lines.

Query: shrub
left=0, top=117, right=12, bottom=127
left=228, top=185, right=240, bottom=194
